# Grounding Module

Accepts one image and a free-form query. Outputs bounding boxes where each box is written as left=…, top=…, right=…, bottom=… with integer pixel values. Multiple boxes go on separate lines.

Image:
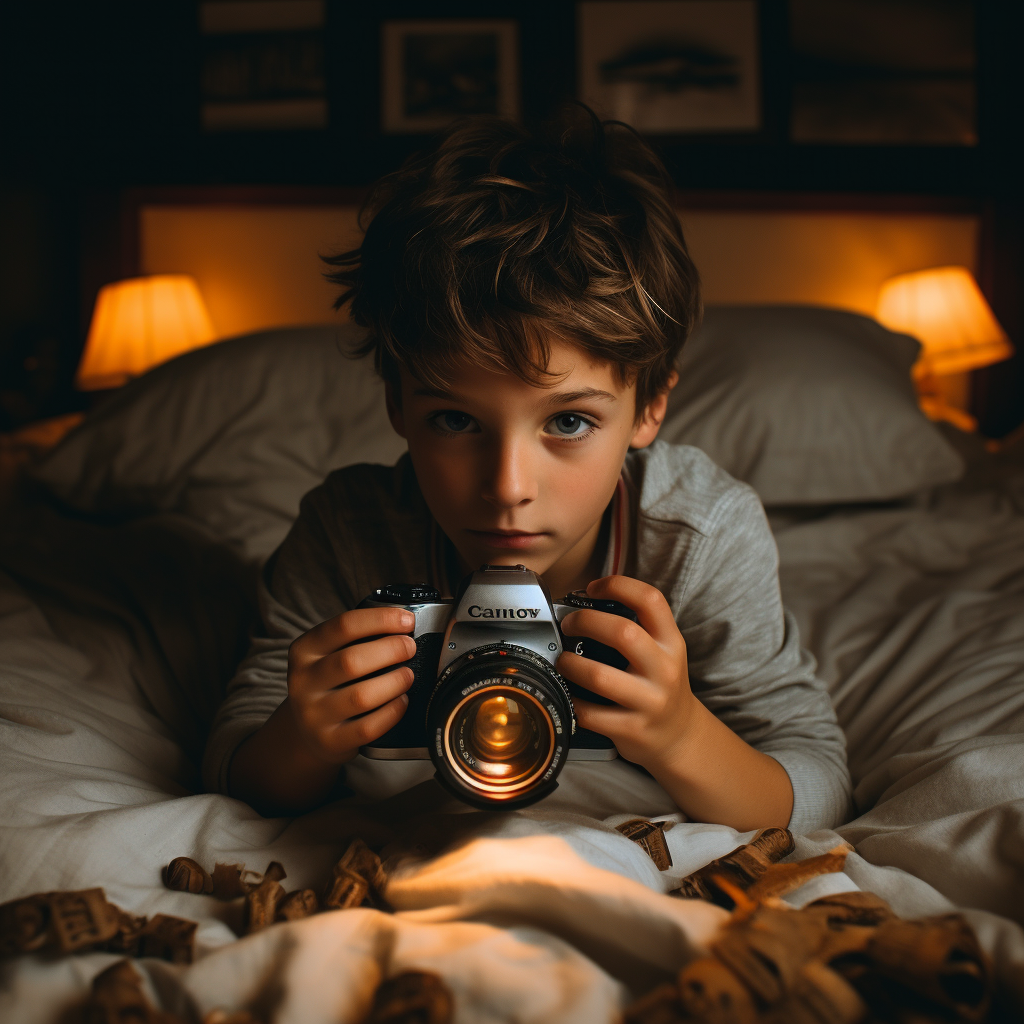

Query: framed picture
left=381, top=19, right=520, bottom=133
left=789, top=0, right=976, bottom=146
left=577, top=1, right=760, bottom=134
left=199, top=0, right=328, bottom=132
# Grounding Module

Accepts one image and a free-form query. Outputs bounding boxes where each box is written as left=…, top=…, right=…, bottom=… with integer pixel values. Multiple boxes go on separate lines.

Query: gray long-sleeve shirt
left=204, top=440, right=852, bottom=832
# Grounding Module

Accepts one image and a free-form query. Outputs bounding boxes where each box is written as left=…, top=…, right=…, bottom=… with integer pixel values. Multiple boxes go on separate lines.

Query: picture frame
left=199, top=0, right=328, bottom=132
left=577, top=0, right=760, bottom=135
left=381, top=19, right=520, bottom=134
left=788, top=0, right=976, bottom=146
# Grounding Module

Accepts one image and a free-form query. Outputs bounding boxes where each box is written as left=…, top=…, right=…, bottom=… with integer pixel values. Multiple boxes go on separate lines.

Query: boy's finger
left=572, top=696, right=626, bottom=739
left=559, top=607, right=662, bottom=678
left=332, top=692, right=411, bottom=754
left=557, top=650, right=654, bottom=710
left=309, top=636, right=416, bottom=693
left=319, top=666, right=414, bottom=725
left=293, top=606, right=416, bottom=664
left=586, top=576, right=681, bottom=648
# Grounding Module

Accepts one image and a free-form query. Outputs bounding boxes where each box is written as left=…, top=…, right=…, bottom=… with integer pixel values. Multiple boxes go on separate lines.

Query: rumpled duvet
left=1, top=446, right=1023, bottom=1021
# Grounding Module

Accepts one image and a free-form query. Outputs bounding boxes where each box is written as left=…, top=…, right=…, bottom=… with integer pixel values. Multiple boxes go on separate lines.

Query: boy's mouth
left=468, top=528, right=547, bottom=550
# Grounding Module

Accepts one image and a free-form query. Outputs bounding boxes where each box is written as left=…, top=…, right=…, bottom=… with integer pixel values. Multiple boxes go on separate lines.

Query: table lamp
left=76, top=275, right=217, bottom=391
left=875, top=266, right=1013, bottom=431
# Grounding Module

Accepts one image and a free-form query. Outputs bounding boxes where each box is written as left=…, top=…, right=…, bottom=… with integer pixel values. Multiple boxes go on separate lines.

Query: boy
left=204, top=114, right=851, bottom=833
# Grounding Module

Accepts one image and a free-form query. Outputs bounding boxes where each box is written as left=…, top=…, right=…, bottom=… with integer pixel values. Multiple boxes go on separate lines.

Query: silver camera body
left=357, top=564, right=633, bottom=808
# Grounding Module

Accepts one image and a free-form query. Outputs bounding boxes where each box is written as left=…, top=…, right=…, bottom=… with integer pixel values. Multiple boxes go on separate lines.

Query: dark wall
left=973, top=2, right=1024, bottom=438
left=1, top=1, right=1021, bottom=432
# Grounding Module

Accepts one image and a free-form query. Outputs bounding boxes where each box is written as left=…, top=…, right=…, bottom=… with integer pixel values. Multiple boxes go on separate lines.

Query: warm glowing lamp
left=875, top=266, right=1013, bottom=431
left=76, top=275, right=217, bottom=390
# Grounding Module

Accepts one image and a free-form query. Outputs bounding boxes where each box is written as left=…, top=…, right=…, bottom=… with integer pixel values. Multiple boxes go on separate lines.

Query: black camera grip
left=560, top=593, right=638, bottom=678
left=370, top=631, right=444, bottom=749
left=559, top=594, right=638, bottom=751
left=351, top=589, right=444, bottom=750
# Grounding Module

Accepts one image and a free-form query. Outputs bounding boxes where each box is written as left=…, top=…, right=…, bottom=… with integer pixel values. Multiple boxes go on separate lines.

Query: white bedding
left=776, top=444, right=1024, bottom=921
left=2, top=438, right=1024, bottom=1020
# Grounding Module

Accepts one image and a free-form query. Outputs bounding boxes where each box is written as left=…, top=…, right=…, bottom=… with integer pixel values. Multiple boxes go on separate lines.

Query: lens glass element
left=428, top=643, right=574, bottom=808
left=446, top=684, right=555, bottom=795
left=467, top=694, right=535, bottom=771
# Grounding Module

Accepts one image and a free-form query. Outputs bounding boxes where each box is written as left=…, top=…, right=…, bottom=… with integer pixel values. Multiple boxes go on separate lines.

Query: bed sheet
left=772, top=447, right=1024, bottom=922
left=1, top=453, right=1023, bottom=1020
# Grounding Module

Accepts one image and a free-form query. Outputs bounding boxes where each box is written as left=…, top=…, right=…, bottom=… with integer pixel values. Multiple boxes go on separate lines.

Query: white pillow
left=35, top=326, right=405, bottom=562
left=661, top=306, right=965, bottom=505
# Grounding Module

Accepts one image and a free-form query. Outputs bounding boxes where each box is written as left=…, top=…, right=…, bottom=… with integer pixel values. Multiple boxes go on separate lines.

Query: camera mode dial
left=374, top=583, right=441, bottom=604
left=563, top=591, right=635, bottom=619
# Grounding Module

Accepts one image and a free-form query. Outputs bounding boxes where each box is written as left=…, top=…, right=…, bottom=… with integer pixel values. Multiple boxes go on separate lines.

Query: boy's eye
left=546, top=413, right=593, bottom=437
left=433, top=411, right=478, bottom=433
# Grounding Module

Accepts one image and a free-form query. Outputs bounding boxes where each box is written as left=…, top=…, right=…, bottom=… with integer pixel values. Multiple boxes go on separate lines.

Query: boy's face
left=386, top=336, right=674, bottom=597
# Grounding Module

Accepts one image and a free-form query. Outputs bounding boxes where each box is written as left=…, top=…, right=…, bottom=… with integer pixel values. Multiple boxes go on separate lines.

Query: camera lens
left=426, top=643, right=573, bottom=809
left=453, top=689, right=551, bottom=783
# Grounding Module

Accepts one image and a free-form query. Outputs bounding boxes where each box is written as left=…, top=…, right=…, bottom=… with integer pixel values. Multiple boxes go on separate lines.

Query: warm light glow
left=76, top=275, right=217, bottom=390
left=875, top=266, right=1012, bottom=377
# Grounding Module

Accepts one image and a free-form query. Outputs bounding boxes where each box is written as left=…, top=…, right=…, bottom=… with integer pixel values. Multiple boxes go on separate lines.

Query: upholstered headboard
left=122, top=186, right=980, bottom=340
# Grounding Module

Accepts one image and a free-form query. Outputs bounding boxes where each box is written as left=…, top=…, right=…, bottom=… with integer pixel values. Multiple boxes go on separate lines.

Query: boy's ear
left=384, top=379, right=407, bottom=439
left=629, top=370, right=678, bottom=449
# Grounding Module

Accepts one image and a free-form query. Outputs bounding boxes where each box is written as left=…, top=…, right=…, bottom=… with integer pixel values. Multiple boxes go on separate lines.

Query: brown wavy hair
left=323, top=107, right=701, bottom=415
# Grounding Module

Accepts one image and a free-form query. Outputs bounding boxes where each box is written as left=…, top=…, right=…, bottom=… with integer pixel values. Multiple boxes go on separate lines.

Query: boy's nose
left=481, top=438, right=538, bottom=510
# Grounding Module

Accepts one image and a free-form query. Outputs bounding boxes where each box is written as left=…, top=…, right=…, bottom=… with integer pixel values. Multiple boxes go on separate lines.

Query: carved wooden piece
left=244, top=878, right=286, bottom=935
left=262, top=861, right=286, bottom=883
left=275, top=888, right=318, bottom=922
left=0, top=888, right=196, bottom=965
left=677, top=956, right=758, bottom=1024
left=0, top=889, right=124, bottom=957
left=135, top=914, right=198, bottom=964
left=0, top=893, right=52, bottom=956
left=769, top=959, right=867, bottom=1024
left=865, top=914, right=991, bottom=1022
left=713, top=905, right=830, bottom=1005
left=744, top=846, right=850, bottom=902
left=673, top=828, right=795, bottom=907
left=746, top=827, right=796, bottom=862
left=804, top=890, right=894, bottom=928
left=616, top=819, right=673, bottom=870
left=339, top=839, right=389, bottom=908
left=162, top=857, right=286, bottom=901
left=102, top=907, right=152, bottom=956
left=204, top=1012, right=262, bottom=1024
left=50, top=889, right=121, bottom=953
left=323, top=868, right=370, bottom=911
left=162, top=857, right=214, bottom=895
left=324, top=839, right=389, bottom=912
left=364, top=970, right=453, bottom=1024
left=622, top=982, right=686, bottom=1024
left=84, top=959, right=174, bottom=1024
left=628, top=837, right=992, bottom=1024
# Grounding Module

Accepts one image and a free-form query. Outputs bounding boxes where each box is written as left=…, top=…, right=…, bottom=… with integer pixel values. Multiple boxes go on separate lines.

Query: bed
left=1, top=306, right=1022, bottom=1022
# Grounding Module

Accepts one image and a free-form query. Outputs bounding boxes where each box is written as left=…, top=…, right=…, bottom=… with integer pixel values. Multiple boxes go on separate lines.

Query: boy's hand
left=556, top=576, right=698, bottom=772
left=557, top=575, right=794, bottom=830
left=285, top=607, right=417, bottom=764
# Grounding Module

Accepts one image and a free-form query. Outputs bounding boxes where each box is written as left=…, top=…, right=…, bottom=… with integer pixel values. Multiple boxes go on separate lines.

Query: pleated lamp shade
left=875, top=266, right=1013, bottom=378
left=76, top=275, right=217, bottom=390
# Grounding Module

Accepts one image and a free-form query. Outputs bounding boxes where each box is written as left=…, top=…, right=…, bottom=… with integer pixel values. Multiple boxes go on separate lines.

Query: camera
left=357, top=564, right=637, bottom=809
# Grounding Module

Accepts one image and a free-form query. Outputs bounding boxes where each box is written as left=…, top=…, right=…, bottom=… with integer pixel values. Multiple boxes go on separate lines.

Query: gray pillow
left=35, top=308, right=965, bottom=564
left=661, top=306, right=965, bottom=505
left=34, top=325, right=404, bottom=562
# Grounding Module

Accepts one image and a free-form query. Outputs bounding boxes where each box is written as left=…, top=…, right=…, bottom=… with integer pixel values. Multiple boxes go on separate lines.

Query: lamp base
left=918, top=395, right=978, bottom=433
left=914, top=368, right=977, bottom=433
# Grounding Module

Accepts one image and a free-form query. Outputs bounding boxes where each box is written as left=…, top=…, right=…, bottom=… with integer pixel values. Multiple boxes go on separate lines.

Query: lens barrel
left=425, top=643, right=574, bottom=809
